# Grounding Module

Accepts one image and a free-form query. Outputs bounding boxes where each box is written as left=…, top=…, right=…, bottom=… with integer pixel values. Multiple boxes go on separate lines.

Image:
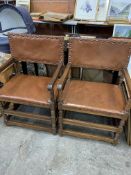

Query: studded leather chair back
left=69, top=38, right=131, bottom=71
left=9, top=34, right=64, bottom=65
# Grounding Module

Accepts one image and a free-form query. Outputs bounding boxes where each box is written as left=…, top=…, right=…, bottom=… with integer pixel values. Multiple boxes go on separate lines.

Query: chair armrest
left=0, top=62, right=15, bottom=85
left=48, top=61, right=63, bottom=91
left=0, top=55, right=14, bottom=73
left=57, top=63, right=71, bottom=91
left=122, top=69, right=131, bottom=98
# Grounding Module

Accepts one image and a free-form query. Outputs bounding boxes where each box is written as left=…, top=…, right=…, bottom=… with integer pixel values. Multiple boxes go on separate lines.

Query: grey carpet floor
left=0, top=117, right=131, bottom=175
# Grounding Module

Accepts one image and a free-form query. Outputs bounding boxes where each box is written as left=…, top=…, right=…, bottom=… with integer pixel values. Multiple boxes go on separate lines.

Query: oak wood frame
left=0, top=56, right=64, bottom=134
left=57, top=64, right=130, bottom=145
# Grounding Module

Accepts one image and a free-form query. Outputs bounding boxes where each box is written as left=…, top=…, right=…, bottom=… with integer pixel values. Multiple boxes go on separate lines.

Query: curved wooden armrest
left=0, top=55, right=14, bottom=73
left=122, top=69, right=131, bottom=97
left=57, top=63, right=71, bottom=91
left=48, top=61, right=63, bottom=91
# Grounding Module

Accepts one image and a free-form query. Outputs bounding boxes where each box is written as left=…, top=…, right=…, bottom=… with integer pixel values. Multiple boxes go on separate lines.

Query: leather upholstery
left=62, top=80, right=126, bottom=116
left=9, top=34, right=64, bottom=65
left=69, top=38, right=131, bottom=71
left=0, top=75, right=57, bottom=105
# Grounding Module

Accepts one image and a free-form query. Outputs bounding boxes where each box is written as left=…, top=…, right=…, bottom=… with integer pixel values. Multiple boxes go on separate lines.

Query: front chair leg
left=113, top=119, right=125, bottom=145
left=50, top=102, right=56, bottom=135
left=58, top=102, right=64, bottom=136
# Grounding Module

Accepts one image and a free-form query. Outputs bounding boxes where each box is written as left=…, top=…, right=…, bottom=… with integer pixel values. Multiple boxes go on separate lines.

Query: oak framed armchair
left=0, top=34, right=64, bottom=134
left=57, top=38, right=131, bottom=144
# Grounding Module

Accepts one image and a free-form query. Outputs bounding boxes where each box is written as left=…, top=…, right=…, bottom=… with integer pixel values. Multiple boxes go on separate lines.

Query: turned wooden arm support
left=0, top=56, right=14, bottom=73
left=48, top=61, right=63, bottom=91
left=122, top=69, right=131, bottom=98
left=57, top=63, right=71, bottom=91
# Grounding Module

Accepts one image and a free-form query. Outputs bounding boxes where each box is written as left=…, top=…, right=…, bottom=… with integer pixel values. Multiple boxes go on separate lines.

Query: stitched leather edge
left=69, top=37, right=131, bottom=71
left=8, top=34, right=64, bottom=65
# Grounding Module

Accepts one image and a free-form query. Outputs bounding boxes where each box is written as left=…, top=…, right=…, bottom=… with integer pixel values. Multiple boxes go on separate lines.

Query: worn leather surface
left=9, top=34, right=64, bottom=65
left=62, top=80, right=126, bottom=116
left=0, top=75, right=56, bottom=105
left=69, top=38, right=131, bottom=71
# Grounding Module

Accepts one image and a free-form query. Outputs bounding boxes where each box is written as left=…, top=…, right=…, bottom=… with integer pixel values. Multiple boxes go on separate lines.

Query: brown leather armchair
left=0, top=34, right=64, bottom=134
left=57, top=38, right=131, bottom=144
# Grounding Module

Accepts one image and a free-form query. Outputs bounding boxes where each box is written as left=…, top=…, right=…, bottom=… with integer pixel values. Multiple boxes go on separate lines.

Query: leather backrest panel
left=69, top=38, right=131, bottom=71
left=9, top=34, right=64, bottom=64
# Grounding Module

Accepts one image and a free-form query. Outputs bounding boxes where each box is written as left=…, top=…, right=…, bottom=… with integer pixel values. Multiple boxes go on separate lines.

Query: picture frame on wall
left=113, top=24, right=131, bottom=38
left=16, top=0, right=30, bottom=12
left=74, top=0, right=99, bottom=21
left=108, top=0, right=131, bottom=22
left=96, top=0, right=110, bottom=21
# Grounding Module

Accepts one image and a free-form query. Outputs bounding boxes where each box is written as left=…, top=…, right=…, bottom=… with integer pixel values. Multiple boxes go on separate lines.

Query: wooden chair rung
left=6, top=120, right=52, bottom=133
left=5, top=110, right=51, bottom=123
left=63, top=118, right=121, bottom=133
left=62, top=106, right=127, bottom=120
left=63, top=130, right=114, bottom=144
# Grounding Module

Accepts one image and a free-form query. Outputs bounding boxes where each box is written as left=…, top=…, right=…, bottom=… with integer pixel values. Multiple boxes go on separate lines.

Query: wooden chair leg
left=113, top=119, right=125, bottom=145
left=0, top=102, right=3, bottom=117
left=51, top=102, right=56, bottom=135
left=58, top=103, right=64, bottom=136
left=3, top=103, right=13, bottom=124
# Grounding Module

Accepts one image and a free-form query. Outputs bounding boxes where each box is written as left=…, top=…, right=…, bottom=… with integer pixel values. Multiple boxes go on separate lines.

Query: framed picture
left=16, top=0, right=30, bottom=12
left=108, top=0, right=131, bottom=21
left=113, top=24, right=131, bottom=38
left=96, top=0, right=110, bottom=21
left=74, top=0, right=99, bottom=21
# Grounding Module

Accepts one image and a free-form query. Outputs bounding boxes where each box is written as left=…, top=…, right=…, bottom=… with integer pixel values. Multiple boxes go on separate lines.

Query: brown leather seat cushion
left=0, top=75, right=54, bottom=106
left=62, top=80, right=126, bottom=116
